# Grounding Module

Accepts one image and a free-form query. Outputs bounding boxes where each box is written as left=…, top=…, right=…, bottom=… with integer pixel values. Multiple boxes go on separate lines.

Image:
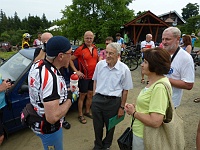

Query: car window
left=0, top=53, right=31, bottom=81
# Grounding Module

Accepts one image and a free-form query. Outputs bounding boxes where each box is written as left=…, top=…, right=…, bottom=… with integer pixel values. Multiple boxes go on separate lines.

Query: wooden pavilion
left=123, top=10, right=170, bottom=45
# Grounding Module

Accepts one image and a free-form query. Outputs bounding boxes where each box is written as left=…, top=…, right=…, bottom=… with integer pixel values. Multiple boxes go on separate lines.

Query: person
left=0, top=75, right=12, bottom=145
left=140, top=34, right=155, bottom=84
left=22, top=33, right=31, bottom=49
left=70, top=31, right=98, bottom=124
left=197, top=121, right=200, bottom=150
left=92, top=42, right=133, bottom=150
left=125, top=47, right=171, bottom=149
left=179, top=34, right=185, bottom=45
left=116, top=33, right=125, bottom=55
left=124, top=31, right=129, bottom=46
left=33, top=32, right=53, bottom=62
left=162, top=27, right=194, bottom=108
left=33, top=32, right=43, bottom=48
left=28, top=36, right=73, bottom=150
left=191, top=33, right=199, bottom=50
left=99, top=36, right=113, bottom=61
left=181, top=35, right=192, bottom=54
left=33, top=32, right=71, bottom=130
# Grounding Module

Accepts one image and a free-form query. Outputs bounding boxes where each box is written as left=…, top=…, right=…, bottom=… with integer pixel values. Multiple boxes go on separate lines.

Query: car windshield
left=0, top=52, right=31, bottom=81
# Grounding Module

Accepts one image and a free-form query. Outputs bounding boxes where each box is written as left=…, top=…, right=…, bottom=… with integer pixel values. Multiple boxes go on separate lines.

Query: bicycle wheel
left=124, top=57, right=138, bottom=71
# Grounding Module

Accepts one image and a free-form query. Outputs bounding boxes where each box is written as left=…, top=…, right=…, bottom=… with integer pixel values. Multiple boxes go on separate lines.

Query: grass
left=194, top=38, right=200, bottom=48
left=0, top=51, right=17, bottom=59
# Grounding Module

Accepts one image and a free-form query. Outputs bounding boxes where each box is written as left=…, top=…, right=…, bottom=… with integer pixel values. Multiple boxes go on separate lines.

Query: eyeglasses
left=63, top=51, right=73, bottom=55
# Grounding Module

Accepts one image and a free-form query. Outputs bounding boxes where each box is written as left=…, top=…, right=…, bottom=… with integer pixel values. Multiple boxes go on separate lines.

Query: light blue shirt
left=0, top=74, right=6, bottom=109
left=92, top=60, right=133, bottom=97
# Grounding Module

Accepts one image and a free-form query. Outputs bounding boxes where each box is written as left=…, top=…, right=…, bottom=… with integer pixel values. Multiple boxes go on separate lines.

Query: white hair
left=107, top=42, right=121, bottom=54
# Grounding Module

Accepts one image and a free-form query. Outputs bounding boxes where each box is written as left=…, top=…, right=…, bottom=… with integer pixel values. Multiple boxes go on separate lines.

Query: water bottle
left=70, top=72, right=79, bottom=92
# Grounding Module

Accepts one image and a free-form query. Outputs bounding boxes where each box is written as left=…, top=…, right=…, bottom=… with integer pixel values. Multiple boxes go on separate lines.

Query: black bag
left=117, top=117, right=135, bottom=150
left=21, top=103, right=44, bottom=127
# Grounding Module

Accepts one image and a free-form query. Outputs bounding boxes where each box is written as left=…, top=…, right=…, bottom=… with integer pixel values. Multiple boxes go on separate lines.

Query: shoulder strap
left=154, top=82, right=174, bottom=122
left=171, top=47, right=180, bottom=62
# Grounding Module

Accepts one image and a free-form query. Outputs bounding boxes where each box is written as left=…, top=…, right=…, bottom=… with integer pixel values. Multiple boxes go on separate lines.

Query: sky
left=1, top=0, right=200, bottom=21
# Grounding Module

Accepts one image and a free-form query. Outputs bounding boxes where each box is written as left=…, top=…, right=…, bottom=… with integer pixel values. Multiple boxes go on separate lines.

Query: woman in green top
left=125, top=47, right=172, bottom=150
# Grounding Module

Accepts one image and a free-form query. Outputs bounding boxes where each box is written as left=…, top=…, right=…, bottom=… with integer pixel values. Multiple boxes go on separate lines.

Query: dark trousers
left=91, top=94, right=121, bottom=150
left=0, top=108, right=4, bottom=136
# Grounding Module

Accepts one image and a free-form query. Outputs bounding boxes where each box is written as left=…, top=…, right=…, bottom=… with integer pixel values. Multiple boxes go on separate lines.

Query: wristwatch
left=120, top=106, right=124, bottom=110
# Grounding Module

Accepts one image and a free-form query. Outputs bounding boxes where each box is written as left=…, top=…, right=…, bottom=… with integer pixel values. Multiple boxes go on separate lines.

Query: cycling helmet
left=23, top=33, right=31, bottom=39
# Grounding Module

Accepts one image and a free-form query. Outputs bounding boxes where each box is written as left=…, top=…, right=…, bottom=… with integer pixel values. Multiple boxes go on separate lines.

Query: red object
left=70, top=72, right=79, bottom=81
left=145, top=45, right=151, bottom=48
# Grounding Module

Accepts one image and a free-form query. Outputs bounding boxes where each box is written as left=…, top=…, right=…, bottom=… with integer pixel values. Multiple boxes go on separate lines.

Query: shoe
left=78, top=116, right=87, bottom=124
left=194, top=98, right=200, bottom=103
left=84, top=112, right=93, bottom=119
left=62, top=121, right=71, bottom=129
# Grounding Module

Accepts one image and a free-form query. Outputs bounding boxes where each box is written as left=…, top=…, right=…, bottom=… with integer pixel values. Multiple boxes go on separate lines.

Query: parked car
left=0, top=42, right=12, bottom=52
left=1, top=48, right=77, bottom=134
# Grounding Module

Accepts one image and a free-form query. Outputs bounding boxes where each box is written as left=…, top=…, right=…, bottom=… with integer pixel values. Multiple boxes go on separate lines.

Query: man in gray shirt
left=92, top=42, right=133, bottom=150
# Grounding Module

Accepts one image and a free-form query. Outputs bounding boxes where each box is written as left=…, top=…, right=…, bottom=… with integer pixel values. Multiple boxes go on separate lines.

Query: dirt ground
left=1, top=64, right=200, bottom=150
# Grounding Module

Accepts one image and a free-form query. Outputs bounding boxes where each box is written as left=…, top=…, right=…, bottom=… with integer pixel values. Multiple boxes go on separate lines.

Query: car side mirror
left=19, top=84, right=29, bottom=94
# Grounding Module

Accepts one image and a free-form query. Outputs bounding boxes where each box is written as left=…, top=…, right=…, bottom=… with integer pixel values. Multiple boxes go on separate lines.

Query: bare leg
left=78, top=92, right=87, bottom=116
left=196, top=121, right=200, bottom=150
left=85, top=91, right=93, bottom=114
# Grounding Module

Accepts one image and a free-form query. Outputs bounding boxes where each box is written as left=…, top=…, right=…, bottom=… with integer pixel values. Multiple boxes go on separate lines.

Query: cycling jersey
left=73, top=43, right=98, bottom=79
left=28, top=59, right=67, bottom=134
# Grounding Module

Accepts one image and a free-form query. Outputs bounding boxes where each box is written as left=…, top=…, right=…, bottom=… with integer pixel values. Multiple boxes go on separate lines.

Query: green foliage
left=59, top=0, right=135, bottom=43
left=0, top=10, right=52, bottom=46
left=181, top=3, right=199, bottom=20
left=194, top=38, right=200, bottom=48
left=0, top=51, right=17, bottom=59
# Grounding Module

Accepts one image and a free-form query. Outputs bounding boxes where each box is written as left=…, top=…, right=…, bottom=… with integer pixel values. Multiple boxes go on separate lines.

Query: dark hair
left=105, top=36, right=113, bottom=41
left=143, top=47, right=171, bottom=75
left=182, top=35, right=192, bottom=47
left=116, top=33, right=121, bottom=37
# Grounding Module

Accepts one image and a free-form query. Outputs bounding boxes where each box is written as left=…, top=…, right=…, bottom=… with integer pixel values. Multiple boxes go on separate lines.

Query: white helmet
left=23, top=33, right=31, bottom=39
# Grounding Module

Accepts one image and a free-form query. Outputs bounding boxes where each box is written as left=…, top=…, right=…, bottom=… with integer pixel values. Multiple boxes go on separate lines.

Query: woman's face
left=141, top=59, right=150, bottom=75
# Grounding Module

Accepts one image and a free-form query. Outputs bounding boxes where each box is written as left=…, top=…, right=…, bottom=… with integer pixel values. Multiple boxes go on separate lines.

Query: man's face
left=105, top=40, right=112, bottom=46
left=63, top=48, right=72, bottom=68
left=162, top=30, right=179, bottom=51
left=106, top=45, right=118, bottom=65
left=146, top=35, right=152, bottom=42
left=84, top=32, right=94, bottom=46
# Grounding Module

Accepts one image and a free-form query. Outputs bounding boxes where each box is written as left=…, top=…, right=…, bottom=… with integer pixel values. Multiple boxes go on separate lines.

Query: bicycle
left=191, top=50, right=200, bottom=70
left=121, top=46, right=141, bottom=71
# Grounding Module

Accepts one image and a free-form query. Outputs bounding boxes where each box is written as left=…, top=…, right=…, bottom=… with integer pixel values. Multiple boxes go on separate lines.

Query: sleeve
left=141, top=41, right=145, bottom=49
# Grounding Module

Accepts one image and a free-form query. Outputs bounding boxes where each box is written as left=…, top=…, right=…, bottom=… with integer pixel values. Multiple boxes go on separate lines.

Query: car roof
left=19, top=48, right=36, bottom=60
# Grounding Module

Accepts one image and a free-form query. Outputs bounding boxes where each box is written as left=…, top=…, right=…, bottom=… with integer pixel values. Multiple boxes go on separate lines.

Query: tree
left=59, top=0, right=134, bottom=43
left=181, top=3, right=199, bottom=20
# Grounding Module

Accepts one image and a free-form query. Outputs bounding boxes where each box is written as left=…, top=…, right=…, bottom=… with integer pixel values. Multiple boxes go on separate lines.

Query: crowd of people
left=0, top=27, right=200, bottom=149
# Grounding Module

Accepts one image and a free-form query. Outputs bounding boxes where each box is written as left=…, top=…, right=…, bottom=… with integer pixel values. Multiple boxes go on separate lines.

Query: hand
left=125, top=103, right=135, bottom=116
left=1, top=79, right=12, bottom=91
left=76, top=71, right=85, bottom=79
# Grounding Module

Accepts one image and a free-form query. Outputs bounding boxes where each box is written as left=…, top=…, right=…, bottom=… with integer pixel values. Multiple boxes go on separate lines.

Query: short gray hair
left=107, top=42, right=121, bottom=54
left=164, top=27, right=181, bottom=38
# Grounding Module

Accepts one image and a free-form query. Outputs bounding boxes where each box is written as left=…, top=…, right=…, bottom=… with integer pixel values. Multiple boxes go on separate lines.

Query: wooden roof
left=123, top=10, right=170, bottom=44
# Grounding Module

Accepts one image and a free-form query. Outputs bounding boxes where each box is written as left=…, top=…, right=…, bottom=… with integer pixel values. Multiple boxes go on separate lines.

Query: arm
left=43, top=99, right=72, bottom=124
left=118, top=90, right=128, bottom=118
left=125, top=103, right=164, bottom=128
left=168, top=78, right=193, bottom=90
left=0, top=79, right=12, bottom=92
left=185, top=45, right=192, bottom=54
left=69, top=55, right=85, bottom=79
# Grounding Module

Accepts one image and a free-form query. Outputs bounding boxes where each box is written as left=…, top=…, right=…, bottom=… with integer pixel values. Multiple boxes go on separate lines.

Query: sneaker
left=62, top=121, right=71, bottom=129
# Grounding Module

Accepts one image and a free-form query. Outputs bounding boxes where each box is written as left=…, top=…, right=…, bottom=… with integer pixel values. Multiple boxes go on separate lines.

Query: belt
left=96, top=93, right=118, bottom=99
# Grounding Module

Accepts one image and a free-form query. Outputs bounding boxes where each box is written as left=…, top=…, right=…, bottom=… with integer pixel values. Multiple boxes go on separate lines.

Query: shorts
left=37, top=128, right=63, bottom=150
left=78, top=79, right=93, bottom=93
